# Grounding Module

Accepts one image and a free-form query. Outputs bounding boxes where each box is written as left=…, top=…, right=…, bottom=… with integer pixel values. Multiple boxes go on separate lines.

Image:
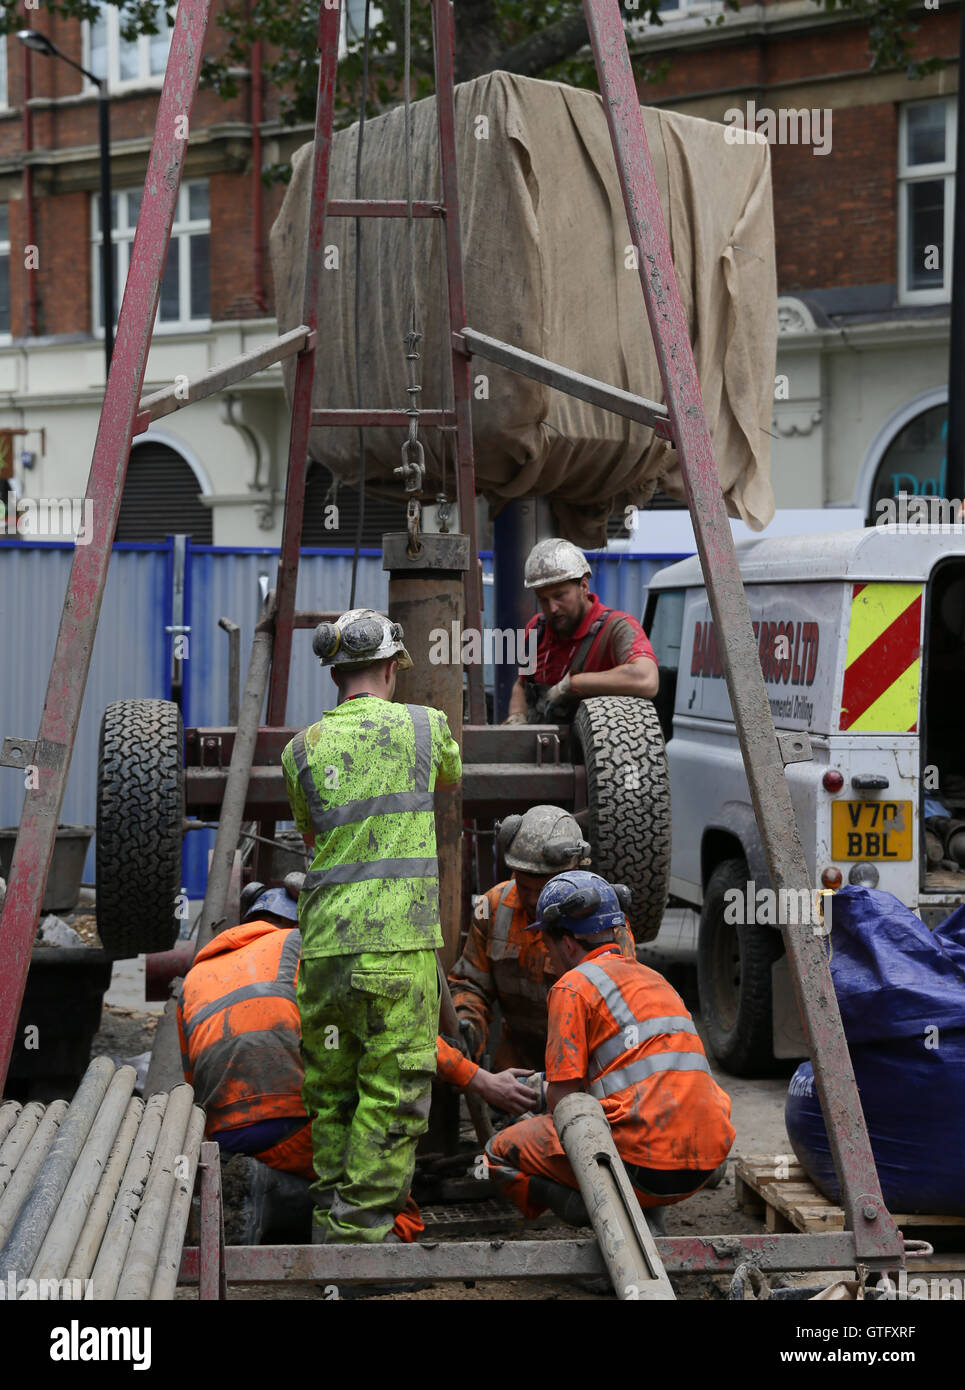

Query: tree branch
left=487, top=8, right=590, bottom=79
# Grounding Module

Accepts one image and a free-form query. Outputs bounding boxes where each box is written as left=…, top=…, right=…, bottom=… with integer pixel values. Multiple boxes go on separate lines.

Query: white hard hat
left=523, top=538, right=591, bottom=590
left=312, top=608, right=413, bottom=669
left=498, top=805, right=590, bottom=875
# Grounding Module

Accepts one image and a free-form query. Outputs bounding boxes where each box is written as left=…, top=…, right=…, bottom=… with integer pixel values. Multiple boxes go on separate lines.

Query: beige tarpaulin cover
left=270, top=71, right=776, bottom=547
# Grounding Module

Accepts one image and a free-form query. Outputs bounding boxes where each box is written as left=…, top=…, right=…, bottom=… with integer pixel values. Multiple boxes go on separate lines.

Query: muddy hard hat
left=240, top=882, right=300, bottom=925
left=497, top=805, right=591, bottom=876
left=523, top=538, right=591, bottom=591
left=528, top=870, right=631, bottom=936
left=312, top=608, right=413, bottom=670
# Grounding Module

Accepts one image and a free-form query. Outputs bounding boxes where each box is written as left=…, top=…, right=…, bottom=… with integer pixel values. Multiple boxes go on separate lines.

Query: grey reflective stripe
left=303, top=857, right=438, bottom=890
left=293, top=709, right=435, bottom=834
left=276, top=929, right=302, bottom=987
left=572, top=959, right=638, bottom=1031
left=490, top=882, right=516, bottom=956
left=449, top=958, right=492, bottom=991
left=291, top=730, right=328, bottom=831
left=329, top=1193, right=395, bottom=1230
left=395, top=1089, right=432, bottom=1122
left=588, top=1016, right=697, bottom=1078
left=589, top=1051, right=711, bottom=1100
left=310, top=791, right=435, bottom=831
left=406, top=704, right=432, bottom=792
left=495, top=974, right=546, bottom=1004
left=181, top=979, right=298, bottom=1041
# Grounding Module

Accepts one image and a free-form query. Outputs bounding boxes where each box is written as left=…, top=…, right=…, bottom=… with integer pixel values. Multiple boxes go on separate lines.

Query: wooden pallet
left=735, top=1156, right=965, bottom=1236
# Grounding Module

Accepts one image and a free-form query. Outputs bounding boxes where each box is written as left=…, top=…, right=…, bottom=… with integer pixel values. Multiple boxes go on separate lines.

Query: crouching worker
left=176, top=880, right=314, bottom=1179
left=177, top=878, right=535, bottom=1195
left=485, top=871, right=735, bottom=1224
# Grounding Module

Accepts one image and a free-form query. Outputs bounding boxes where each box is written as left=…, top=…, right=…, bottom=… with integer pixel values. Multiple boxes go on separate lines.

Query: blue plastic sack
left=785, top=885, right=965, bottom=1214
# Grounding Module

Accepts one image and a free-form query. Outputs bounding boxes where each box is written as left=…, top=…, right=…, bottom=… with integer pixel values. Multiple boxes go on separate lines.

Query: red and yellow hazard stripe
left=839, top=583, right=922, bottom=732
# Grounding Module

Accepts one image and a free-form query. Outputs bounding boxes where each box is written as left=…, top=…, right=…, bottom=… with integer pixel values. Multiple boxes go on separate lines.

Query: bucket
left=0, top=825, right=94, bottom=914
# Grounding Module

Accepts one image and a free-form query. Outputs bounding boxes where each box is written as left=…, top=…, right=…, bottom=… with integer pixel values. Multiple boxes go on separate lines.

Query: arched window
left=116, top=440, right=212, bottom=543
left=300, top=461, right=407, bottom=547
left=856, top=389, right=948, bottom=525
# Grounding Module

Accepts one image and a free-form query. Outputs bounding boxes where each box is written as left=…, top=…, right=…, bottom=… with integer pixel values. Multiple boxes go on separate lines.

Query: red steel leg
left=582, top=0, right=901, bottom=1263
left=432, top=0, right=486, bottom=725
left=0, top=0, right=211, bottom=1092
left=198, top=1140, right=227, bottom=1300
left=265, top=1, right=341, bottom=727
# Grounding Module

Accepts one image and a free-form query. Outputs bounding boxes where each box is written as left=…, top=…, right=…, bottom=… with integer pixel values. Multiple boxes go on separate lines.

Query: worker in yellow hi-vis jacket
left=282, top=608, right=462, bottom=1245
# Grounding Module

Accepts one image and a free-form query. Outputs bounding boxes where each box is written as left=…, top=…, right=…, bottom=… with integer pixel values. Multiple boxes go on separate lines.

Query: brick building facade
left=0, top=2, right=959, bottom=545
left=631, top=0, right=959, bottom=523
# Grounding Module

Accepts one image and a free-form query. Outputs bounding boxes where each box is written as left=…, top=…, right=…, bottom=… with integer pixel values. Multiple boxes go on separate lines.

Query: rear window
left=645, top=588, right=685, bottom=670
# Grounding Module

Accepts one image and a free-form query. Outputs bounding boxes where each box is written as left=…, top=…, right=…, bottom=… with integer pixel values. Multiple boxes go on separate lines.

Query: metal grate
left=421, top=1200, right=522, bottom=1236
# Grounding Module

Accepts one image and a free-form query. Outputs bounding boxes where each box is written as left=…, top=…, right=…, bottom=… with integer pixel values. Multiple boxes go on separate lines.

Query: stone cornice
left=626, top=0, right=961, bottom=57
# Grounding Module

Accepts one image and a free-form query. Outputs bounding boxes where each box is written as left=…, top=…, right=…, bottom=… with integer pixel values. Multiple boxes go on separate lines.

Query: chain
left=395, top=0, right=424, bottom=560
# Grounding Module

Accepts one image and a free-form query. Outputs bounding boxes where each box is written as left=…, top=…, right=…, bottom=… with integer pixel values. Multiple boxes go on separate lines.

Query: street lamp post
left=18, top=30, right=114, bottom=377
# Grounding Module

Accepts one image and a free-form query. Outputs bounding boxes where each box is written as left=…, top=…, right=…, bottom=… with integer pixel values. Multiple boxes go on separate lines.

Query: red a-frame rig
left=0, top=0, right=906, bottom=1294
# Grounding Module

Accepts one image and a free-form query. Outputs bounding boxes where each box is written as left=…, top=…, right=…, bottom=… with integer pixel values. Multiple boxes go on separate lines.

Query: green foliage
left=15, top=0, right=949, bottom=173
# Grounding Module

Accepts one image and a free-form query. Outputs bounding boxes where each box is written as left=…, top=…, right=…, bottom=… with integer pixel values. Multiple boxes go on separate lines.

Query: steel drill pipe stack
left=0, top=1101, right=46, bottom=1198
left=0, top=1101, right=23, bottom=1149
left=0, top=1056, right=115, bottom=1285
left=89, top=1090, right=169, bottom=1299
left=66, top=1095, right=145, bottom=1284
left=151, top=1105, right=206, bottom=1300
left=116, top=1084, right=199, bottom=1301
left=30, top=1065, right=137, bottom=1285
left=0, top=1101, right=68, bottom=1250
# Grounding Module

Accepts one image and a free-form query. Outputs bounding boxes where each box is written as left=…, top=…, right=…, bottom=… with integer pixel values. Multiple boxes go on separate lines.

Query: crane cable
left=349, top=0, right=372, bottom=609
left=397, top=0, right=425, bottom=557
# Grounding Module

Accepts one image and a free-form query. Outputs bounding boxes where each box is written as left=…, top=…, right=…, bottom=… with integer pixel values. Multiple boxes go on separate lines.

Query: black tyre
left=696, top=857, right=785, bottom=1076
left=96, top=699, right=184, bottom=956
left=572, top=696, right=670, bottom=943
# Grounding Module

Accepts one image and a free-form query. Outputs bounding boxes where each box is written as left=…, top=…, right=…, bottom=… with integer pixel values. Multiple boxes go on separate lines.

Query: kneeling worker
left=485, top=871, right=735, bottom=1221
left=177, top=880, right=534, bottom=1191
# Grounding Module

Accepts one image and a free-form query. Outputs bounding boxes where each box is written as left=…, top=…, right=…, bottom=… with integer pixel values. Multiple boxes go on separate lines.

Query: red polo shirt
left=521, top=592, right=656, bottom=689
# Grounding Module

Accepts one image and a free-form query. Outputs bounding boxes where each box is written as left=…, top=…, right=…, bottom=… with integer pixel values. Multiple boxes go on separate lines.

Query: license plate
left=831, top=800, right=913, bottom=861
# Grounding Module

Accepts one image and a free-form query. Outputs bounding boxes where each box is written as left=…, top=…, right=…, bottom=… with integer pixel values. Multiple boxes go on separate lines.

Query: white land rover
left=644, top=526, right=965, bottom=1075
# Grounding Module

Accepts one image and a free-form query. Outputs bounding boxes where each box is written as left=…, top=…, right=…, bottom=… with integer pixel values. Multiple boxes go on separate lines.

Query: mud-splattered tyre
left=696, top=857, right=784, bottom=1076
left=572, top=696, right=671, bottom=943
left=96, top=699, right=184, bottom=957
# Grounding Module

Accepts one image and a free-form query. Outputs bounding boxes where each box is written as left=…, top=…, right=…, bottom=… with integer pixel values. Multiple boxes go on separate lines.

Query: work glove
left=458, top=1016, right=483, bottom=1059
left=522, top=1071, right=548, bottom=1114
left=502, top=713, right=528, bottom=726
left=542, top=675, right=575, bottom=722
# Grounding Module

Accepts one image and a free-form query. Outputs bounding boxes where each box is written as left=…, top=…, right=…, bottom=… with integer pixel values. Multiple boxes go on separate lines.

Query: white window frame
left=898, top=97, right=956, bottom=307
left=338, top=0, right=386, bottom=58
left=0, top=204, right=11, bottom=344
left=82, top=1, right=174, bottom=92
left=631, top=0, right=723, bottom=24
left=92, top=181, right=211, bottom=336
left=0, top=35, right=9, bottom=111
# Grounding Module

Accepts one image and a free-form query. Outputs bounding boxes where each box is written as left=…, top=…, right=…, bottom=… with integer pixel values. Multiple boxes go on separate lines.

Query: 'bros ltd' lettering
left=691, top=619, right=820, bottom=686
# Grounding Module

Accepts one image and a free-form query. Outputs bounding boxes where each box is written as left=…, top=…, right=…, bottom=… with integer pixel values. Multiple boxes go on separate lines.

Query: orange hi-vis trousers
left=485, top=1114, right=717, bottom=1218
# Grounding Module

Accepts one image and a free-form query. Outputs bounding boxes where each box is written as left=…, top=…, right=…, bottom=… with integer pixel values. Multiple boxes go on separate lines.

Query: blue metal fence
left=0, top=540, right=683, bottom=898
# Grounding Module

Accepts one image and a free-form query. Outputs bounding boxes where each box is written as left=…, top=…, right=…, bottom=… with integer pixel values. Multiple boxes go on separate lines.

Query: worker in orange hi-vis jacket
left=448, top=806, right=636, bottom=1073
left=484, top=871, right=735, bottom=1226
